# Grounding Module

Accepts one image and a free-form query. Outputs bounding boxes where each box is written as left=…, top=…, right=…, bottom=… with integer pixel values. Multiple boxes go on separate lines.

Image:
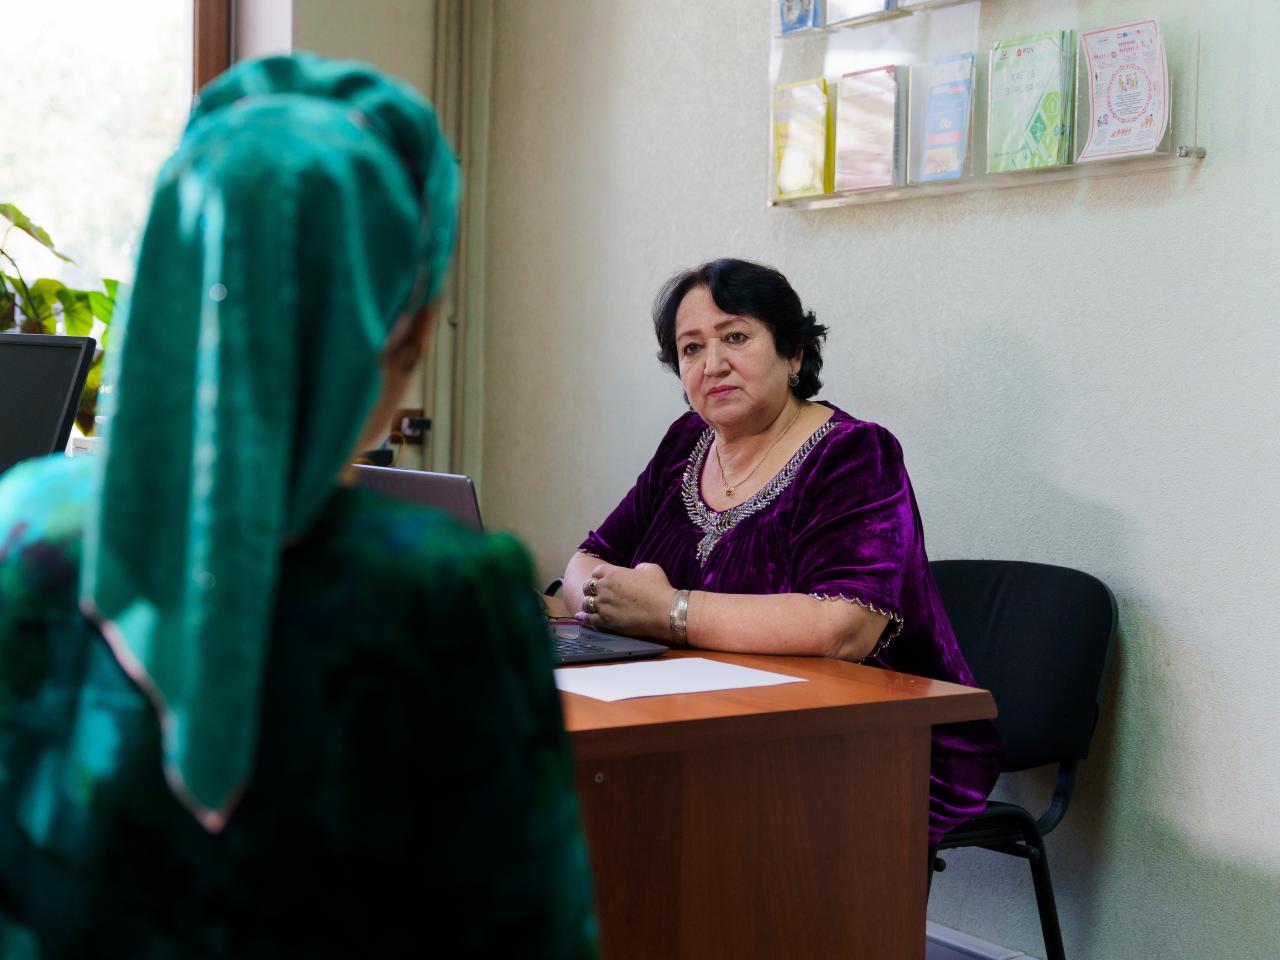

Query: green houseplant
left=0, top=202, right=120, bottom=435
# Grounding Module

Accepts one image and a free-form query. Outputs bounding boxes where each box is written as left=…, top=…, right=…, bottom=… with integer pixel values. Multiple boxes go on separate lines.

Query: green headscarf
left=80, top=53, right=461, bottom=830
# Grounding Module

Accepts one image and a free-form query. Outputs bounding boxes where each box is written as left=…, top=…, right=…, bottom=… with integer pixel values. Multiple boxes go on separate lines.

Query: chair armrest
left=1036, top=761, right=1078, bottom=836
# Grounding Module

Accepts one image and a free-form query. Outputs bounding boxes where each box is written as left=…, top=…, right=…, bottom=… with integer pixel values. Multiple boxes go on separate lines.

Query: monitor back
left=0, top=333, right=96, bottom=476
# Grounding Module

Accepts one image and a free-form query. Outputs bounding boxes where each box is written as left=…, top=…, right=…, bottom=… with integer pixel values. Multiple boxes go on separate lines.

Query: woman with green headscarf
left=0, top=54, right=596, bottom=958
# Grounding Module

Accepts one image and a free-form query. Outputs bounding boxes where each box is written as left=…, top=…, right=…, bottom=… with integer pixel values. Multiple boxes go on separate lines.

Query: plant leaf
left=88, top=290, right=115, bottom=325
left=0, top=288, right=14, bottom=332
left=57, top=287, right=94, bottom=337
left=0, top=203, right=73, bottom=262
left=27, top=278, right=66, bottom=333
left=76, top=353, right=106, bottom=436
left=2, top=273, right=36, bottom=328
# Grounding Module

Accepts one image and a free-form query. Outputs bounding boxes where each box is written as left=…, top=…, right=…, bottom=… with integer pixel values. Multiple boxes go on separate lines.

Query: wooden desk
left=560, top=650, right=996, bottom=960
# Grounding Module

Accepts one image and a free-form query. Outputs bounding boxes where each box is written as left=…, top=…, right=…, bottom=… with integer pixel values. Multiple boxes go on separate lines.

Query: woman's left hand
left=577, top=562, right=675, bottom=640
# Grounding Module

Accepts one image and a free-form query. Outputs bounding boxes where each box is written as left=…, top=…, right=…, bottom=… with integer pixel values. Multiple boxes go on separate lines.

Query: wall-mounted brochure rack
left=768, top=0, right=1206, bottom=210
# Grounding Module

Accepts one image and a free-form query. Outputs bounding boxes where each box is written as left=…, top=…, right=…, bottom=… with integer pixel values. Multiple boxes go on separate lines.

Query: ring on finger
left=584, top=595, right=599, bottom=615
left=584, top=578, right=599, bottom=597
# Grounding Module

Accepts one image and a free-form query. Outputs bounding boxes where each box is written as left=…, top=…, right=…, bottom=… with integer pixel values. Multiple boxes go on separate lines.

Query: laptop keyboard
left=553, top=636, right=612, bottom=659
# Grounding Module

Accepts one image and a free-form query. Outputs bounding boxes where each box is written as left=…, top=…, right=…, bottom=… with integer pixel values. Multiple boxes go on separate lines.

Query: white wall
left=292, top=0, right=436, bottom=95
left=286, top=0, right=441, bottom=468
left=481, top=0, right=1280, bottom=956
left=234, top=0, right=291, bottom=60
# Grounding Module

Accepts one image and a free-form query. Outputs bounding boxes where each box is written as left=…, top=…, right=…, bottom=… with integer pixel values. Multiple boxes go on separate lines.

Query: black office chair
left=928, top=559, right=1117, bottom=960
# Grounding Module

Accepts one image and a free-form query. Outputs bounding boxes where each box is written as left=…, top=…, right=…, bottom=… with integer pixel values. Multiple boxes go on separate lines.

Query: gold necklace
left=714, top=401, right=802, bottom=500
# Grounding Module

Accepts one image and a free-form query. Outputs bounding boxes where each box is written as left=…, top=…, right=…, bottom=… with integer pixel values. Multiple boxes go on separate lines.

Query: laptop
left=0, top=333, right=96, bottom=476
left=351, top=464, right=668, bottom=666
left=351, top=463, right=484, bottom=531
left=547, top=619, right=669, bottom=665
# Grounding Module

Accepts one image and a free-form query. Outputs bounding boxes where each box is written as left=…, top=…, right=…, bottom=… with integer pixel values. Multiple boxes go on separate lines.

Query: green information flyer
left=987, top=30, right=1076, bottom=173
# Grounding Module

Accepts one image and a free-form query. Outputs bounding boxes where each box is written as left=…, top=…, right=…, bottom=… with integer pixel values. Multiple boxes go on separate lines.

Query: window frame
left=194, top=0, right=233, bottom=93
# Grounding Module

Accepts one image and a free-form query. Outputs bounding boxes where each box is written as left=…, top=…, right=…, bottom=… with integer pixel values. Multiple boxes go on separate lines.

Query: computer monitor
left=0, top=333, right=96, bottom=476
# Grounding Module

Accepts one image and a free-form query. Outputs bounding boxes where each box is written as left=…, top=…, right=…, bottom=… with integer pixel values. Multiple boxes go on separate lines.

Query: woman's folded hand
left=577, top=561, right=675, bottom=641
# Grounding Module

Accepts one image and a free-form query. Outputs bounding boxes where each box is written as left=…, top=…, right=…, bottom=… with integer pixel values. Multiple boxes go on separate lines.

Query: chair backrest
left=929, top=559, right=1117, bottom=773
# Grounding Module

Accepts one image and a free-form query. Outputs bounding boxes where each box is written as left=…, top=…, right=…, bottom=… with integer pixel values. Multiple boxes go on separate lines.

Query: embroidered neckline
left=681, top=419, right=836, bottom=565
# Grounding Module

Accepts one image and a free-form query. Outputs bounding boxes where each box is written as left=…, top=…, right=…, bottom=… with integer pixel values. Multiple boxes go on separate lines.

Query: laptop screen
left=350, top=464, right=484, bottom=531
left=0, top=334, right=96, bottom=476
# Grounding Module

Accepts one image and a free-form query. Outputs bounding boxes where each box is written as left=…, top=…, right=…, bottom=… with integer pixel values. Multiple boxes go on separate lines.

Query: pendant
left=724, top=487, right=734, bottom=498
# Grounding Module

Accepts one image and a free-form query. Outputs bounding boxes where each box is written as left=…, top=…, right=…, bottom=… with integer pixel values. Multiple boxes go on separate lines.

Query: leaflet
left=834, top=65, right=904, bottom=191
left=827, top=0, right=893, bottom=27
left=779, top=0, right=822, bottom=35
left=773, top=78, right=832, bottom=199
left=917, top=53, right=975, bottom=182
left=987, top=30, right=1075, bottom=173
left=1077, top=19, right=1169, bottom=162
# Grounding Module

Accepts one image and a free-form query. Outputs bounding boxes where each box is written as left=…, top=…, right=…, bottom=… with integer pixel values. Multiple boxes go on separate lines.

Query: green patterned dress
left=0, top=456, right=598, bottom=958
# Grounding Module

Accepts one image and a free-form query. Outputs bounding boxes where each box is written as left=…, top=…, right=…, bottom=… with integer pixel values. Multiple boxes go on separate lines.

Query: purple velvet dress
left=579, top=404, right=1002, bottom=844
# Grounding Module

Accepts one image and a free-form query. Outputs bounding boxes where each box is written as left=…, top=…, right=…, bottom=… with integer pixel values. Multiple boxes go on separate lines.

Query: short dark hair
left=652, top=259, right=828, bottom=399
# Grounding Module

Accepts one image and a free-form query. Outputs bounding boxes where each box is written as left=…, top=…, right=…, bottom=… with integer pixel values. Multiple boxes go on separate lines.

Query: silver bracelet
left=668, top=589, right=690, bottom=647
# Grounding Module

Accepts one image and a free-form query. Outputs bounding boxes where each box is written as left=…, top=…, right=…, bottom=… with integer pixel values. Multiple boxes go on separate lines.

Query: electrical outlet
left=391, top=407, right=430, bottom=445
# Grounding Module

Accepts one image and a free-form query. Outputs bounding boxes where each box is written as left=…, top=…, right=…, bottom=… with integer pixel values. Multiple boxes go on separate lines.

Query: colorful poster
left=834, top=65, right=901, bottom=191
left=987, top=30, right=1075, bottom=173
left=773, top=78, right=831, bottom=200
left=1077, top=19, right=1169, bottom=162
left=917, top=53, right=975, bottom=182
left=780, top=0, right=822, bottom=34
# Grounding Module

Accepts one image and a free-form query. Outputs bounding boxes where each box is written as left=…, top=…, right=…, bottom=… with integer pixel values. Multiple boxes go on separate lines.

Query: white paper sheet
left=554, top=657, right=807, bottom=703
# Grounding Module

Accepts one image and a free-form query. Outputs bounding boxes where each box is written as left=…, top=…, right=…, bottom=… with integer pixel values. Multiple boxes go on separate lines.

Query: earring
left=788, top=373, right=800, bottom=388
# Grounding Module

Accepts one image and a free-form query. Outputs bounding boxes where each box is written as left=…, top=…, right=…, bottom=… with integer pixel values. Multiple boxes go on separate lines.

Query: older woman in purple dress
left=562, top=258, right=1001, bottom=848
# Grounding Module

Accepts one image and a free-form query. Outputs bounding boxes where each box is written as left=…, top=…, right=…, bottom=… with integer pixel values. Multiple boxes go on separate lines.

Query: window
left=2, top=2, right=197, bottom=292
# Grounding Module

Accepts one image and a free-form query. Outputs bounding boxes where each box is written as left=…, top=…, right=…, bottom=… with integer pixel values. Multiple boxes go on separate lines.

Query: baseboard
left=926, top=921, right=1039, bottom=960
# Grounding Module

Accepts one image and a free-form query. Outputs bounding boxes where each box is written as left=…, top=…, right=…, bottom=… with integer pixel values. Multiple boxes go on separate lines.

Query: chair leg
left=1026, top=833, right=1066, bottom=960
